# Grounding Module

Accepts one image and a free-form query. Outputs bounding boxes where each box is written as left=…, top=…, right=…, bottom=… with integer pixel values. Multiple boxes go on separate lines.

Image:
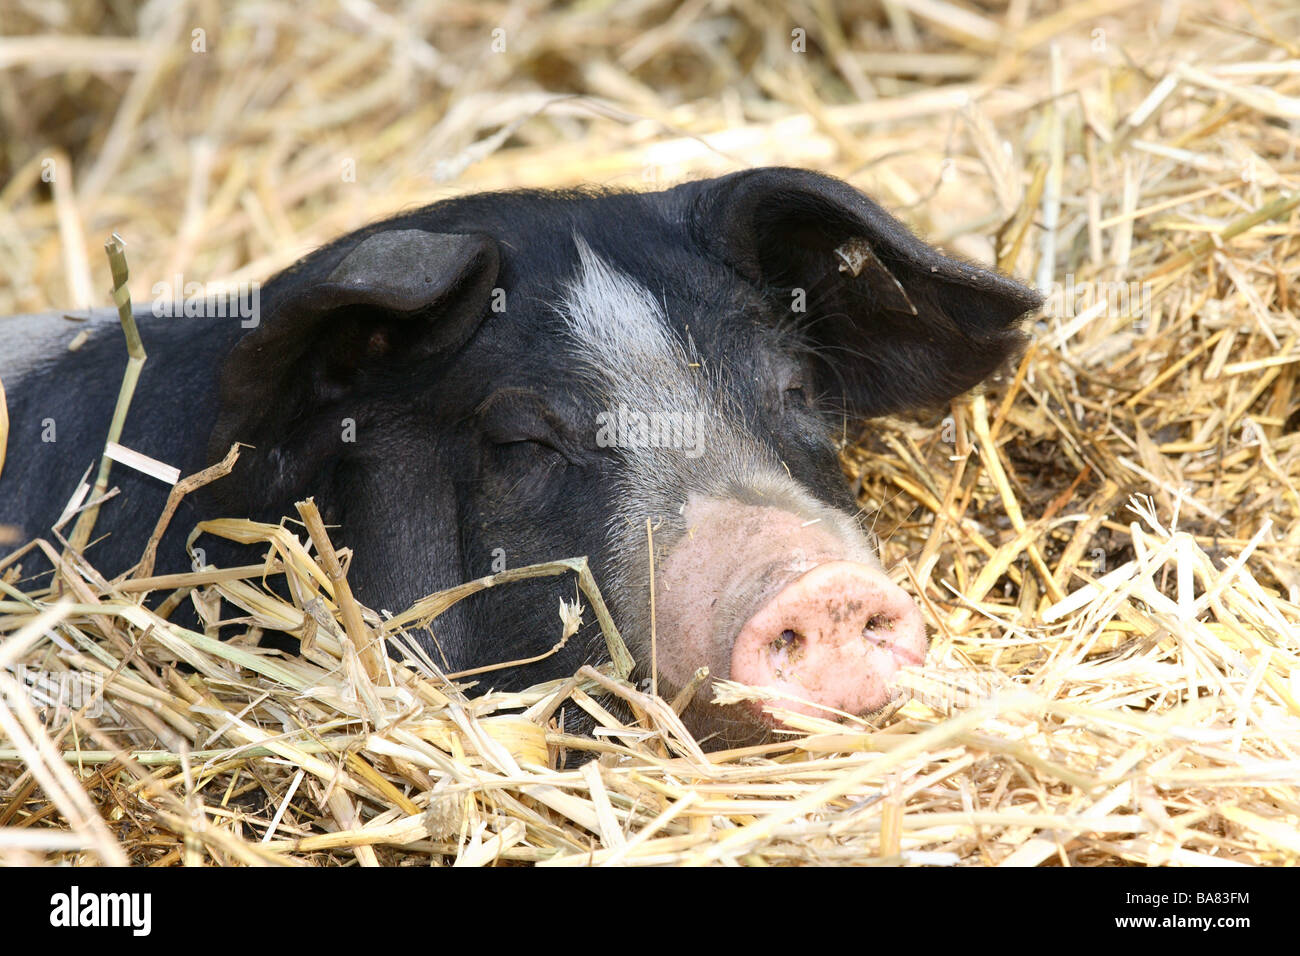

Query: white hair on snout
left=558, top=238, right=880, bottom=665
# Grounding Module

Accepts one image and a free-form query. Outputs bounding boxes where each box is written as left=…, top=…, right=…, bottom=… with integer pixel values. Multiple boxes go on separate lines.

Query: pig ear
left=691, top=167, right=1041, bottom=418
left=209, top=229, right=499, bottom=506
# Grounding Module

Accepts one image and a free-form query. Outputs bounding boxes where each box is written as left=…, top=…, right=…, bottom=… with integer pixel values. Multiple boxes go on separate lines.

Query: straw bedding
left=0, top=0, right=1297, bottom=866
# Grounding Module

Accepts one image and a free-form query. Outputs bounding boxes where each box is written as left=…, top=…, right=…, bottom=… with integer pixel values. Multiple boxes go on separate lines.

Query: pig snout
left=655, top=494, right=929, bottom=732
left=729, top=560, right=926, bottom=723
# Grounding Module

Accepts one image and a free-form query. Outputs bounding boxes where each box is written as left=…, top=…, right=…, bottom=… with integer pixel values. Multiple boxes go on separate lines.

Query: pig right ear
left=688, top=167, right=1041, bottom=418
left=209, top=229, right=499, bottom=506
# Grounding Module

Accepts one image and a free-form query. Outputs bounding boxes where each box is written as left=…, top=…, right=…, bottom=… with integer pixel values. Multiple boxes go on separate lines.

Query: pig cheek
left=652, top=538, right=797, bottom=696
left=652, top=541, right=744, bottom=691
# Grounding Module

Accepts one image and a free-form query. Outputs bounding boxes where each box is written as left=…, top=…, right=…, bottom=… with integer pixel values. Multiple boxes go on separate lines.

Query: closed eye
left=490, top=442, right=567, bottom=502
left=783, top=384, right=811, bottom=412
left=478, top=388, right=573, bottom=455
left=491, top=433, right=562, bottom=452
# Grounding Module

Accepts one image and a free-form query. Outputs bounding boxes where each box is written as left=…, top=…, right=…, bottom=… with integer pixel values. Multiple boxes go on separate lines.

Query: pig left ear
left=209, top=228, right=499, bottom=507
left=687, top=167, right=1041, bottom=418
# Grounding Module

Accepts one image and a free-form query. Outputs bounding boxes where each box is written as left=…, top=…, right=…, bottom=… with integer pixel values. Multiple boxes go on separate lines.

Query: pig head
left=0, top=167, right=1037, bottom=748
left=201, top=167, right=1039, bottom=745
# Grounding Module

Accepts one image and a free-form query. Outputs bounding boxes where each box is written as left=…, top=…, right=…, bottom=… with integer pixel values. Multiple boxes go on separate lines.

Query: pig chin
left=653, top=493, right=929, bottom=743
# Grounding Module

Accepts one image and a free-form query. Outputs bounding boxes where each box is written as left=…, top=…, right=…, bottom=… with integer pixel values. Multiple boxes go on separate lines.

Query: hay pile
left=1, top=0, right=1298, bottom=866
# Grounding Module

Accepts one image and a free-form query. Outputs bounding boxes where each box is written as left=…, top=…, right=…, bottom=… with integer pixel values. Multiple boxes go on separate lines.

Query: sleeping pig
left=0, top=167, right=1040, bottom=745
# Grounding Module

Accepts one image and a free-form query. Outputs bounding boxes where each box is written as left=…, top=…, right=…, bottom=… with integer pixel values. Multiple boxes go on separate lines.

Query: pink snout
left=729, top=560, right=927, bottom=723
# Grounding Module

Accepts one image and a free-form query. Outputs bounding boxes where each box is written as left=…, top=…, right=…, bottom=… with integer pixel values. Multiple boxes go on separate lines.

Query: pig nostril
left=863, top=613, right=893, bottom=634
left=772, top=629, right=803, bottom=653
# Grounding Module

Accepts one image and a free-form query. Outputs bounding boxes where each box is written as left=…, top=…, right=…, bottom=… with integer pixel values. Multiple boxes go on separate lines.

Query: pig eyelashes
left=781, top=384, right=812, bottom=413
left=755, top=286, right=857, bottom=409
left=484, top=440, right=569, bottom=503
left=476, top=389, right=569, bottom=446
left=474, top=391, right=575, bottom=499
